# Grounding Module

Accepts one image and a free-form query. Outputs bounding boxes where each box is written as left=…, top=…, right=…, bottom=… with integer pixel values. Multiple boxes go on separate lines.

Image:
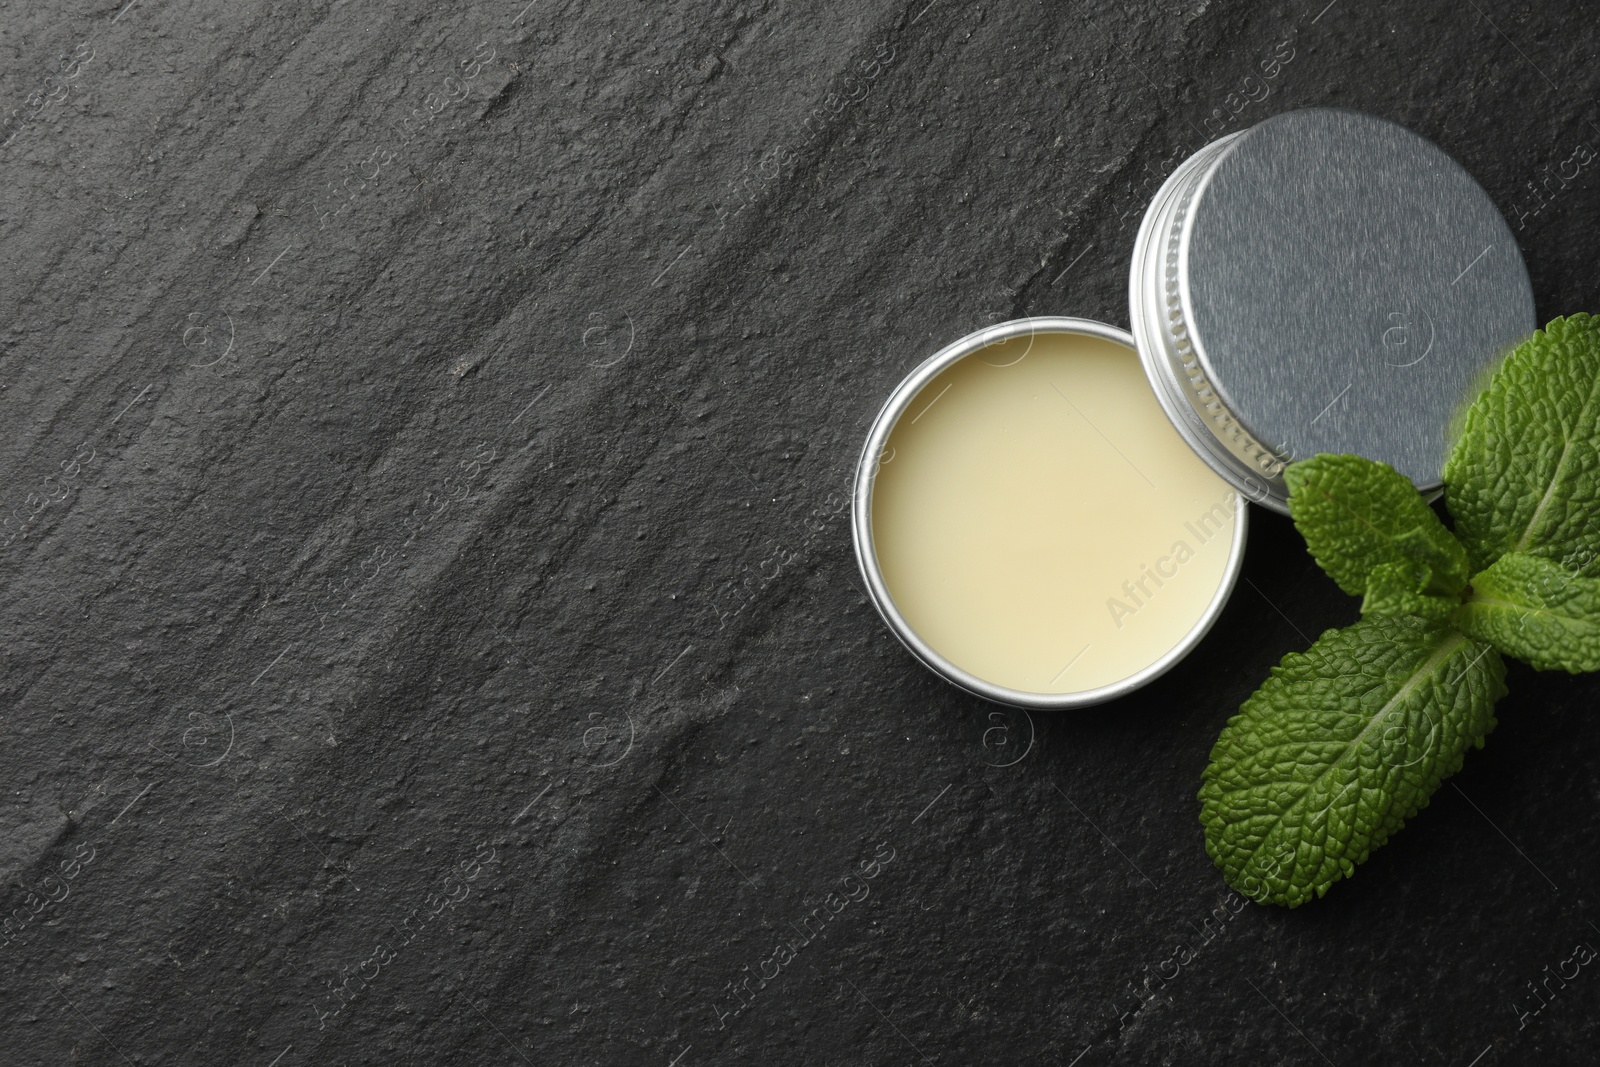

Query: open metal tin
left=851, top=317, right=1249, bottom=710
left=853, top=108, right=1534, bottom=708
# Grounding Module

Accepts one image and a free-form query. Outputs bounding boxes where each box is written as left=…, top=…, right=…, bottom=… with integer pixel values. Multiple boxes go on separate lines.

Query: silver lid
left=1130, top=108, right=1535, bottom=514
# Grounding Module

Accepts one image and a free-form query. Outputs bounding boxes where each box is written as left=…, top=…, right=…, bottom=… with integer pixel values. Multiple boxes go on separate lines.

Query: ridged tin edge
left=1130, top=130, right=1292, bottom=514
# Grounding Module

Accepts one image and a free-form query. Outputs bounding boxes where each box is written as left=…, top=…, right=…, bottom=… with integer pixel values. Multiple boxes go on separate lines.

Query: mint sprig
left=1201, top=314, right=1600, bottom=907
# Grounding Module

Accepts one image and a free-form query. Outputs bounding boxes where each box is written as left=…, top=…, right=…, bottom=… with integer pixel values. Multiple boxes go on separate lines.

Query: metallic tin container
left=1130, top=108, right=1535, bottom=514
left=854, top=108, right=1534, bottom=707
left=851, top=317, right=1249, bottom=710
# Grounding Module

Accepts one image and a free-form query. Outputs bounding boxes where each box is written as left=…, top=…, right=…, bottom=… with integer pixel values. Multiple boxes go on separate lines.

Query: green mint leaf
left=1361, top=561, right=1456, bottom=622
left=1284, top=454, right=1470, bottom=597
left=1443, top=313, right=1600, bottom=575
left=1199, top=616, right=1505, bottom=908
left=1454, top=552, right=1600, bottom=672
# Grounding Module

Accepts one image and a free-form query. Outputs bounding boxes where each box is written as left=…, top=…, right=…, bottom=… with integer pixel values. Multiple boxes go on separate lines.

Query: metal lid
left=1130, top=108, right=1535, bottom=514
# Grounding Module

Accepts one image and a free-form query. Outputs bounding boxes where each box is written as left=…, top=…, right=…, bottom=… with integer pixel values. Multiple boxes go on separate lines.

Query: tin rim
left=1127, top=131, right=1295, bottom=514
left=852, top=316, right=1250, bottom=710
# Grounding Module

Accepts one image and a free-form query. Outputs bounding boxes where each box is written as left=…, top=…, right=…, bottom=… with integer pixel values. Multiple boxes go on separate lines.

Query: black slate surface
left=2, top=1, right=1598, bottom=1064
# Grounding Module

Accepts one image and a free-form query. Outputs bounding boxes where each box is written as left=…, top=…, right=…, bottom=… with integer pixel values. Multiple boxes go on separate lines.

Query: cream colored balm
left=870, top=331, right=1240, bottom=696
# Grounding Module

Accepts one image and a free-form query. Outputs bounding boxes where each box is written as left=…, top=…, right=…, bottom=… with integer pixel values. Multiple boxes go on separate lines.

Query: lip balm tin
left=853, top=317, right=1249, bottom=710
left=854, top=107, right=1537, bottom=708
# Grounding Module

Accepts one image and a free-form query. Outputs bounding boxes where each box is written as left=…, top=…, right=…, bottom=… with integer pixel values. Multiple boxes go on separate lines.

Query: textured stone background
left=2, top=1, right=1598, bottom=1064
